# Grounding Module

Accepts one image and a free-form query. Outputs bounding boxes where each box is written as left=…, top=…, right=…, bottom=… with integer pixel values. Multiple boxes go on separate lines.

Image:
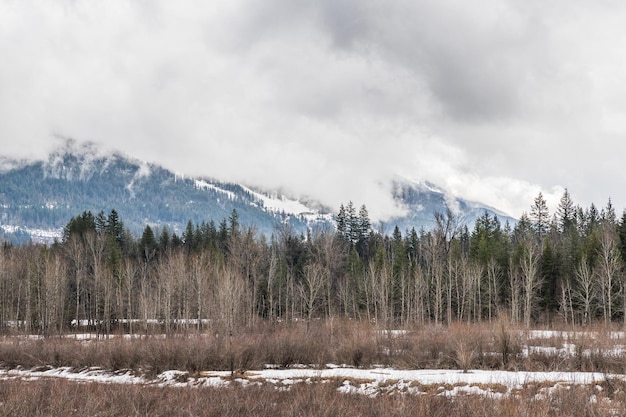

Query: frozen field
left=0, top=364, right=620, bottom=398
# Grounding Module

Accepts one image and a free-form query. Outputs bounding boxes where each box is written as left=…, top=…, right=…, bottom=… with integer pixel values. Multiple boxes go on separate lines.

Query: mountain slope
left=0, top=142, right=333, bottom=242
left=387, top=180, right=516, bottom=233
left=0, top=143, right=515, bottom=243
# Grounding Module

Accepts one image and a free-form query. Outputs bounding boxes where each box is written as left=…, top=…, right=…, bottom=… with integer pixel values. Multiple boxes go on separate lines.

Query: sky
left=1, top=0, right=626, bottom=221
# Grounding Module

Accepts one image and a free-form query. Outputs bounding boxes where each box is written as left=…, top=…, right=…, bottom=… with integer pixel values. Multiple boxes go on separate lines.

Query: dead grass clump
left=492, top=315, right=522, bottom=369
left=336, top=332, right=378, bottom=368
left=449, top=324, right=481, bottom=373
left=412, top=325, right=452, bottom=368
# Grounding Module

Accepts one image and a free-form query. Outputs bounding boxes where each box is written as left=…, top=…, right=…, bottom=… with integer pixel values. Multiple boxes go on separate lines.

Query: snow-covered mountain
left=386, top=179, right=516, bottom=234
left=0, top=142, right=515, bottom=243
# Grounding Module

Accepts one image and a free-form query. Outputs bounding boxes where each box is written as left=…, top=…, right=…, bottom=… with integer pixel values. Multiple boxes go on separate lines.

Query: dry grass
left=0, top=378, right=622, bottom=417
left=0, top=319, right=625, bottom=375
left=1, top=320, right=626, bottom=416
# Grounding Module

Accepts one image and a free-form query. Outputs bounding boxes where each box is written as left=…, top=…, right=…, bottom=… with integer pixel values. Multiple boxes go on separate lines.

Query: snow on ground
left=0, top=366, right=145, bottom=385
left=524, top=329, right=626, bottom=340
left=519, top=329, right=626, bottom=358
left=0, top=365, right=620, bottom=398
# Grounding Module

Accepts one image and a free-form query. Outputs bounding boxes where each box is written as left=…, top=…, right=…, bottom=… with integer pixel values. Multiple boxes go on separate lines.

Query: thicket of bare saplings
left=2, top=320, right=626, bottom=374
left=1, top=190, right=626, bottom=337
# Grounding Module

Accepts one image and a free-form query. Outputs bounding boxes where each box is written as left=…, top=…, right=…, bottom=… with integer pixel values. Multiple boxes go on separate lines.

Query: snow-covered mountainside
left=387, top=179, right=516, bottom=233
left=0, top=142, right=333, bottom=243
left=0, top=142, right=514, bottom=244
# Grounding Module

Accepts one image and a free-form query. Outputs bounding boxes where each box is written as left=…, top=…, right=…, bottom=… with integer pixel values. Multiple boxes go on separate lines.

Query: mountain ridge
left=0, top=142, right=515, bottom=244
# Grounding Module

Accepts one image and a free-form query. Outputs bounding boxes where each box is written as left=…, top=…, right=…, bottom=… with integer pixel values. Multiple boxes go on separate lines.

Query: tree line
left=2, top=192, right=626, bottom=335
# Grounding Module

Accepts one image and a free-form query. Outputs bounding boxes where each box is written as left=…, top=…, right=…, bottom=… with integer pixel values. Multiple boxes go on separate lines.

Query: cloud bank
left=2, top=0, right=625, bottom=220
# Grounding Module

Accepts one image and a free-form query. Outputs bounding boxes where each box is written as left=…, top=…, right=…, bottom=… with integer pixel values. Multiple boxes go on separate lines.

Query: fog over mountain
left=0, top=142, right=514, bottom=243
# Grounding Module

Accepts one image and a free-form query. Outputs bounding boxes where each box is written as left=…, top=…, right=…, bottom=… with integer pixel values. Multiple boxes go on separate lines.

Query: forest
left=1, top=189, right=626, bottom=336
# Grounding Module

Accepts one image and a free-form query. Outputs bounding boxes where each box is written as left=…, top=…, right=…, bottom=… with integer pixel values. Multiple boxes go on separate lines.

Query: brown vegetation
left=1, top=320, right=626, bottom=375
left=0, top=377, right=623, bottom=417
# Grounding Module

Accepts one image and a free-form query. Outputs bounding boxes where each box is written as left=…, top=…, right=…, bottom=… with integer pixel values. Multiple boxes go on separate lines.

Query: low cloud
left=1, top=0, right=625, bottom=220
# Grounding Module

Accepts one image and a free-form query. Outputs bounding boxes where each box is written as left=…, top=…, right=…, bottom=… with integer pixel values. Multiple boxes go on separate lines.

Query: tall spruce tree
left=556, top=189, right=575, bottom=233
left=530, top=192, right=550, bottom=239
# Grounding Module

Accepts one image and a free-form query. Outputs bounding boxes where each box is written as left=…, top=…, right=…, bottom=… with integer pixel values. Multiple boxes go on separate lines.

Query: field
left=2, top=320, right=626, bottom=416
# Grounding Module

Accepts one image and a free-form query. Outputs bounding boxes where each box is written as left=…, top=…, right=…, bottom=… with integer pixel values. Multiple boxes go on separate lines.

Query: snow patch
left=0, top=366, right=619, bottom=399
left=195, top=180, right=237, bottom=200
left=1, top=224, right=63, bottom=243
left=240, top=185, right=313, bottom=216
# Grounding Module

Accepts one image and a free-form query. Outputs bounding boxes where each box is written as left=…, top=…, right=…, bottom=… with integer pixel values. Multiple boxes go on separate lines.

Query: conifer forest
left=2, top=189, right=626, bottom=336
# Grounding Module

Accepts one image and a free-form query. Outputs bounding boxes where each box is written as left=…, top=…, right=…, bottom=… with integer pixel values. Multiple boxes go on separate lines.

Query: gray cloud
left=1, top=0, right=626, bottom=220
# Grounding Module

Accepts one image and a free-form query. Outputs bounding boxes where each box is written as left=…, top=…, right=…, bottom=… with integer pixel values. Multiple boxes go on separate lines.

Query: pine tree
left=336, top=204, right=347, bottom=240
left=618, top=211, right=626, bottom=264
left=159, top=227, right=171, bottom=253
left=530, top=192, right=550, bottom=238
left=183, top=220, right=195, bottom=252
left=556, top=189, right=575, bottom=233
left=358, top=205, right=371, bottom=242
left=140, top=225, right=158, bottom=260
left=602, top=198, right=616, bottom=225
left=95, top=211, right=107, bottom=234
left=228, top=209, right=240, bottom=237
left=346, top=201, right=360, bottom=244
left=62, top=211, right=96, bottom=242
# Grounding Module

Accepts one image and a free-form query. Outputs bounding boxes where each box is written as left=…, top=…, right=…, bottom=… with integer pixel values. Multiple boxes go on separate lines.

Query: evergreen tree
left=530, top=192, right=550, bottom=238
left=540, top=238, right=560, bottom=312
left=139, top=225, right=158, bottom=261
left=585, top=204, right=600, bottom=235
left=159, top=227, right=171, bottom=253
left=228, top=209, right=240, bottom=237
left=602, top=198, right=617, bottom=226
left=358, top=205, right=371, bottom=241
left=556, top=188, right=575, bottom=233
left=336, top=204, right=347, bottom=239
left=346, top=201, right=359, bottom=244
left=618, top=211, right=626, bottom=265
left=63, top=211, right=96, bottom=242
left=183, top=220, right=195, bottom=252
left=95, top=210, right=107, bottom=234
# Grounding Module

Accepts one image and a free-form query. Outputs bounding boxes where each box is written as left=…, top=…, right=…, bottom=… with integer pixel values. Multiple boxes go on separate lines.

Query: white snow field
left=0, top=365, right=621, bottom=399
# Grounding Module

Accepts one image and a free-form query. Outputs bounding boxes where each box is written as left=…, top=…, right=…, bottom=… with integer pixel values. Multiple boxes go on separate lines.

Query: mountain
left=0, top=142, right=515, bottom=244
left=386, top=180, right=516, bottom=234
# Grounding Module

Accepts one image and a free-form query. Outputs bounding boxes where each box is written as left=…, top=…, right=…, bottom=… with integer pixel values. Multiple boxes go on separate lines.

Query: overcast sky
left=1, top=0, right=625, bottom=221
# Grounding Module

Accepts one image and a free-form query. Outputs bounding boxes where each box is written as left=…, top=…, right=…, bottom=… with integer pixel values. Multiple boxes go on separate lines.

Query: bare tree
left=85, top=232, right=106, bottom=336
left=300, top=263, right=327, bottom=329
left=216, top=265, right=247, bottom=375
left=519, top=240, right=542, bottom=327
left=65, top=235, right=87, bottom=330
left=486, top=259, right=500, bottom=322
left=453, top=257, right=484, bottom=322
left=43, top=250, right=67, bottom=335
left=410, top=263, right=427, bottom=325
left=596, top=225, right=621, bottom=324
left=429, top=210, right=459, bottom=324
left=121, top=256, right=137, bottom=334
left=574, top=255, right=594, bottom=324
left=509, top=257, right=521, bottom=324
